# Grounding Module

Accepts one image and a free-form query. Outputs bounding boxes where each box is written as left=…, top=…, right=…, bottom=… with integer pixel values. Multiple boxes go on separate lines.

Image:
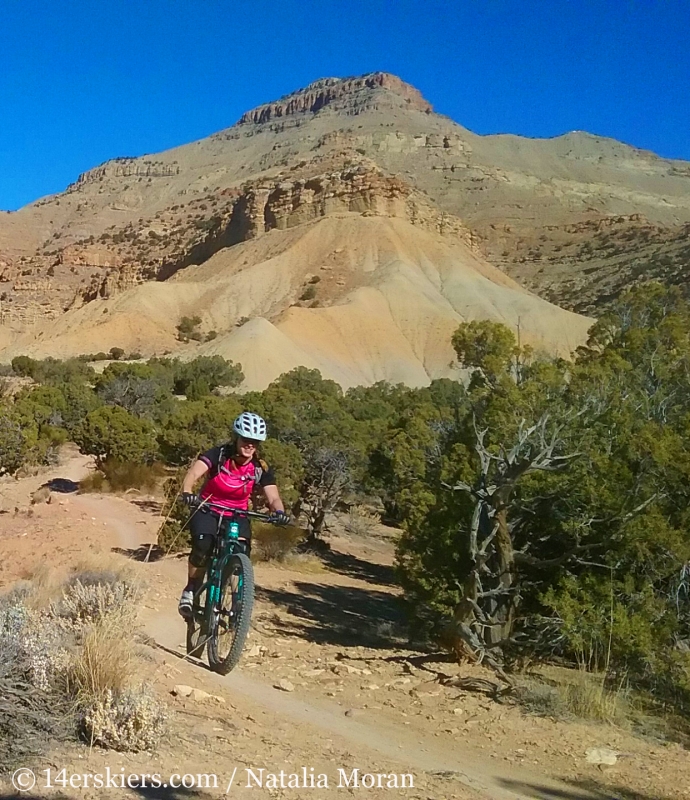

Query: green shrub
left=74, top=406, right=158, bottom=465
left=79, top=460, right=165, bottom=494
left=157, top=396, right=242, bottom=465
left=10, top=356, right=95, bottom=385
left=185, top=377, right=210, bottom=400
left=0, top=411, right=30, bottom=475
left=176, top=315, right=202, bottom=342
left=172, top=355, right=243, bottom=395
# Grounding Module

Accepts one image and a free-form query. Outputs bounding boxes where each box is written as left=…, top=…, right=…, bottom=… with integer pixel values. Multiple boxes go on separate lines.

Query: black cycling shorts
left=188, top=510, right=252, bottom=567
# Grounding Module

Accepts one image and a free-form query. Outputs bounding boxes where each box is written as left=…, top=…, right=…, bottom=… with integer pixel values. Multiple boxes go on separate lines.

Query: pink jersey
left=199, top=444, right=275, bottom=513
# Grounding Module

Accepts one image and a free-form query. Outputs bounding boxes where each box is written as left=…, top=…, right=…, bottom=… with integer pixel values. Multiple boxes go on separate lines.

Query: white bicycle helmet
left=233, top=411, right=267, bottom=441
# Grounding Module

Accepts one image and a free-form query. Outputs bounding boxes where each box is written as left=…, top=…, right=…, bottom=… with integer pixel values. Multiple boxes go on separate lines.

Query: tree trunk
left=491, top=505, right=515, bottom=643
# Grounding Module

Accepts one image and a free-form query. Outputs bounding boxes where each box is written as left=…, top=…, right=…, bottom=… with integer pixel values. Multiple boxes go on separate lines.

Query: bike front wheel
left=207, top=552, right=255, bottom=675
left=185, top=590, right=207, bottom=659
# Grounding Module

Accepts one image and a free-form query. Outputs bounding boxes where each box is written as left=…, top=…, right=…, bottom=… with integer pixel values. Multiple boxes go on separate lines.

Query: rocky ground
left=0, top=451, right=688, bottom=799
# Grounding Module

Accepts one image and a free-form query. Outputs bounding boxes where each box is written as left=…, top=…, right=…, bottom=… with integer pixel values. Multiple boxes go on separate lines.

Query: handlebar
left=191, top=497, right=287, bottom=525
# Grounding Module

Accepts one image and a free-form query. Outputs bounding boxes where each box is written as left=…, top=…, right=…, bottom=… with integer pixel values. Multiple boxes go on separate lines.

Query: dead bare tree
left=442, top=414, right=580, bottom=679
left=296, top=447, right=352, bottom=541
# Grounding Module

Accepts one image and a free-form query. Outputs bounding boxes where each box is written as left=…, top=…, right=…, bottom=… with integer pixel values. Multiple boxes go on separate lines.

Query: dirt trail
left=4, top=457, right=682, bottom=800
left=82, top=488, right=598, bottom=800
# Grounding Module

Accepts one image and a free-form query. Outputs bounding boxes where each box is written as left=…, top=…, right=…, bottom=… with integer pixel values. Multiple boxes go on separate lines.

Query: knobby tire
left=185, top=591, right=207, bottom=658
left=207, top=552, right=255, bottom=675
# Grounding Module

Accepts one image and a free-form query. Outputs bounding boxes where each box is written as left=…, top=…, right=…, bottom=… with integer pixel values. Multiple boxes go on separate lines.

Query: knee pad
left=189, top=532, right=214, bottom=568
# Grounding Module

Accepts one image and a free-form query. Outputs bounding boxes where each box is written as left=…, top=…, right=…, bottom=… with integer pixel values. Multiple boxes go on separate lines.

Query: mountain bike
left=184, top=499, right=285, bottom=675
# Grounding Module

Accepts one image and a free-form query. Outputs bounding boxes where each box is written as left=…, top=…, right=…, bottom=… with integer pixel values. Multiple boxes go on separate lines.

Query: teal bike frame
left=186, top=500, right=281, bottom=670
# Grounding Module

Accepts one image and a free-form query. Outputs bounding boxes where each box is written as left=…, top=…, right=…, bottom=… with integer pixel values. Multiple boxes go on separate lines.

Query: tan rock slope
left=2, top=212, right=590, bottom=389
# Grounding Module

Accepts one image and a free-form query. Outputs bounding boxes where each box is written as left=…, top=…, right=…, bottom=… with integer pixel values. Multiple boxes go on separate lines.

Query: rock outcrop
left=68, top=157, right=181, bottom=191
left=70, top=163, right=479, bottom=304
left=237, top=165, right=478, bottom=248
left=237, top=72, right=433, bottom=125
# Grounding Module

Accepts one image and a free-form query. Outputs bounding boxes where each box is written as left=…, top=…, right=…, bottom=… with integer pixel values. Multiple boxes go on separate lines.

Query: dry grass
left=68, top=617, right=136, bottom=702
left=277, top=552, right=326, bottom=573
left=515, top=667, right=631, bottom=725
left=344, top=504, right=380, bottom=537
left=252, top=523, right=305, bottom=563
left=18, top=561, right=69, bottom=609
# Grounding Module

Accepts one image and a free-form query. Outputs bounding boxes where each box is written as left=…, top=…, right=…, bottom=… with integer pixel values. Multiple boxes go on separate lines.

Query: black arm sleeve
left=259, top=465, right=276, bottom=487
left=199, top=446, right=223, bottom=472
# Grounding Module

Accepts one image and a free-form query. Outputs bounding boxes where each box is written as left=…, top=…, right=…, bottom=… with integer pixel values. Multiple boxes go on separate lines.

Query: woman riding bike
left=178, top=411, right=288, bottom=617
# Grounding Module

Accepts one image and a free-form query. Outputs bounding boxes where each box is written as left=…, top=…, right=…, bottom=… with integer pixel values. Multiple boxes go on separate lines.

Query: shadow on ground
left=498, top=778, right=677, bottom=800
left=132, top=787, right=215, bottom=799
left=0, top=785, right=214, bottom=799
left=131, top=498, right=165, bottom=514
left=320, top=548, right=397, bottom=586
left=43, top=477, right=80, bottom=493
left=112, top=544, right=166, bottom=562
left=256, top=579, right=409, bottom=649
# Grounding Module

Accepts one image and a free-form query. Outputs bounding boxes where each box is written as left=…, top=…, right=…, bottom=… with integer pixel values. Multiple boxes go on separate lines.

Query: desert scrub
left=80, top=687, right=167, bottom=751
left=52, top=569, right=142, bottom=629
left=252, top=522, right=305, bottom=562
left=63, top=576, right=168, bottom=753
left=344, top=504, right=380, bottom=537
left=0, top=596, right=72, bottom=773
left=0, top=566, right=167, bottom=765
left=0, top=598, right=70, bottom=691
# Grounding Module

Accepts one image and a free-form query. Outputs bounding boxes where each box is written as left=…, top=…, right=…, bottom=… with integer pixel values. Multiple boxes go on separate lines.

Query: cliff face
left=71, top=163, right=478, bottom=305
left=68, top=157, right=181, bottom=190
left=237, top=72, right=433, bottom=125
left=228, top=165, right=475, bottom=247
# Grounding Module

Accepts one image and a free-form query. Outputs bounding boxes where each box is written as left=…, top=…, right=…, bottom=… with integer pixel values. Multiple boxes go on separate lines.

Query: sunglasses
left=238, top=436, right=260, bottom=448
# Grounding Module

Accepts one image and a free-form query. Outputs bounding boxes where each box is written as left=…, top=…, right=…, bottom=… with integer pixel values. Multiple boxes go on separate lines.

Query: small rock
left=30, top=487, right=51, bottom=505
left=275, top=679, right=295, bottom=692
left=453, top=708, right=464, bottom=716
left=191, top=689, right=212, bottom=701
left=247, top=645, right=262, bottom=657
left=585, top=748, right=618, bottom=766
left=171, top=684, right=194, bottom=698
left=344, top=709, right=357, bottom=717
left=387, top=677, right=411, bottom=687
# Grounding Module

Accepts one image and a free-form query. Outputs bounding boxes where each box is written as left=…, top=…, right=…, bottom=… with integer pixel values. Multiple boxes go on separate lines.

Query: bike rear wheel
left=207, top=552, right=255, bottom=675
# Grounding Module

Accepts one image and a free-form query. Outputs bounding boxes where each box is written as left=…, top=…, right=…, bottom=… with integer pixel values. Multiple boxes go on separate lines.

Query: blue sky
left=1, top=0, right=688, bottom=210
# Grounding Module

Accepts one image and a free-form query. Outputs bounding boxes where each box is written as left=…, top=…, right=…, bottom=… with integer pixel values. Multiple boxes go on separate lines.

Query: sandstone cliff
left=72, top=163, right=480, bottom=304
left=237, top=73, right=433, bottom=125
